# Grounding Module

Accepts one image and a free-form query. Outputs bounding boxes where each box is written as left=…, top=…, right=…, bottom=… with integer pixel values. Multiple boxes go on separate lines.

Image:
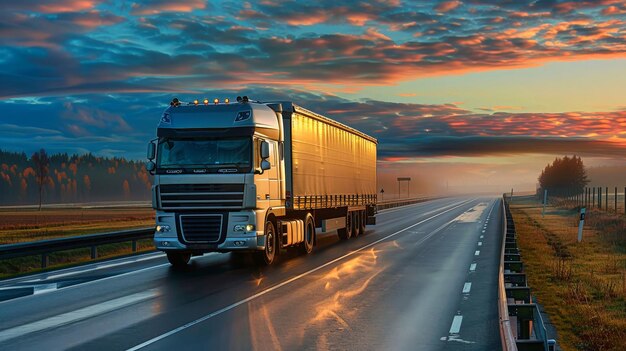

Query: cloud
left=435, top=1, right=462, bottom=13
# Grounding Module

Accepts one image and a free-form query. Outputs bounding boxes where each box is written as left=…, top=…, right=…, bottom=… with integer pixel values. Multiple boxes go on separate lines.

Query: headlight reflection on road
left=311, top=248, right=382, bottom=331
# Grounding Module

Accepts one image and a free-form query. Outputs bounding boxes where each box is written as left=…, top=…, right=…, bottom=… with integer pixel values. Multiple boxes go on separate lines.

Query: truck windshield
left=156, top=137, right=252, bottom=173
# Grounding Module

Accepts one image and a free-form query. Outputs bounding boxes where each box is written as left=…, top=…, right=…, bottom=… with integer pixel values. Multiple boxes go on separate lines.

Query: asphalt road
left=0, top=197, right=503, bottom=351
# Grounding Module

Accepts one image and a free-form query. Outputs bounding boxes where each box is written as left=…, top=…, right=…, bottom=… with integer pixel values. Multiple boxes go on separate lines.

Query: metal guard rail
left=0, top=228, right=154, bottom=268
left=499, top=197, right=518, bottom=351
left=0, top=197, right=433, bottom=269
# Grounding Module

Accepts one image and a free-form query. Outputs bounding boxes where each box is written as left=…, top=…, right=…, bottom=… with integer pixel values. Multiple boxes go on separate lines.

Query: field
left=0, top=205, right=155, bottom=278
left=0, top=206, right=154, bottom=244
left=510, top=196, right=626, bottom=351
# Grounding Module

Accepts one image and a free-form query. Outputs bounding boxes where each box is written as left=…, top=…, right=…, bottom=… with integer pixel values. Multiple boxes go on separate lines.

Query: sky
left=1, top=0, right=625, bottom=194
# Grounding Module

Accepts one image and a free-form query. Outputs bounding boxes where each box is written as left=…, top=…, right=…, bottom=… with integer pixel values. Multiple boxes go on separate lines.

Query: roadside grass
left=0, top=207, right=154, bottom=244
left=510, top=198, right=626, bottom=351
left=0, top=239, right=155, bottom=279
left=0, top=207, right=156, bottom=278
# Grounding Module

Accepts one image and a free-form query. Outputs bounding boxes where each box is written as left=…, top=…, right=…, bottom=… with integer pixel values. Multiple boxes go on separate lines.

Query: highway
left=0, top=197, right=502, bottom=351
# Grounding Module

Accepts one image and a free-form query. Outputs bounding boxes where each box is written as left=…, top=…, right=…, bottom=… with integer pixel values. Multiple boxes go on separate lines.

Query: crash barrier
left=0, top=228, right=154, bottom=269
left=376, top=196, right=438, bottom=210
left=0, top=198, right=433, bottom=272
left=500, top=197, right=557, bottom=351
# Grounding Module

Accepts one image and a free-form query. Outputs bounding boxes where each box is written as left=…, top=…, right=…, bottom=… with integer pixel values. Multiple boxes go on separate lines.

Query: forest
left=0, top=149, right=152, bottom=206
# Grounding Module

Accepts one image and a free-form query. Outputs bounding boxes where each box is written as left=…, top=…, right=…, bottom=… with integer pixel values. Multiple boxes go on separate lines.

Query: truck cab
left=147, top=97, right=285, bottom=266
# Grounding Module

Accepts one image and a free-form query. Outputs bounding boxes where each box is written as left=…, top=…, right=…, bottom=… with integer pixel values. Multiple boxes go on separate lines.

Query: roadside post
left=542, top=189, right=547, bottom=218
left=577, top=207, right=586, bottom=242
left=380, top=188, right=384, bottom=201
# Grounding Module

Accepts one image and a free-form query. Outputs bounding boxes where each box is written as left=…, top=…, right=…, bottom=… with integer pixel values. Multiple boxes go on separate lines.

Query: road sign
left=397, top=177, right=411, bottom=181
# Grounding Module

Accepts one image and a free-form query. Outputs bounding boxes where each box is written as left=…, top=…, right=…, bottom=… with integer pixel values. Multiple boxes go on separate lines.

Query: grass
left=510, top=197, right=626, bottom=351
left=0, top=207, right=155, bottom=244
left=0, top=206, right=156, bottom=278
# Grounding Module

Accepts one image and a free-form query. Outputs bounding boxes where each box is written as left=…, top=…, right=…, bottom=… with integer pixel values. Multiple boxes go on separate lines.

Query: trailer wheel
left=352, top=211, right=361, bottom=238
left=167, top=252, right=191, bottom=268
left=337, top=211, right=353, bottom=240
left=359, top=210, right=367, bottom=235
left=256, top=221, right=276, bottom=265
left=300, top=213, right=315, bottom=254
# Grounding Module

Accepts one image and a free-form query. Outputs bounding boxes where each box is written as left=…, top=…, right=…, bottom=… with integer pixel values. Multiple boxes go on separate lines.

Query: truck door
left=267, top=140, right=281, bottom=206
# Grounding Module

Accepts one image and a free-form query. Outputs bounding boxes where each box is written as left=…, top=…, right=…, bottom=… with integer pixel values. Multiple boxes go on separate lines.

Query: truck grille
left=180, top=214, right=223, bottom=243
left=159, top=184, right=244, bottom=210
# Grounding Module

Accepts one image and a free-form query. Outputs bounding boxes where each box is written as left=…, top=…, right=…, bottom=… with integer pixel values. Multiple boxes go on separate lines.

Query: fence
left=551, top=186, right=625, bottom=215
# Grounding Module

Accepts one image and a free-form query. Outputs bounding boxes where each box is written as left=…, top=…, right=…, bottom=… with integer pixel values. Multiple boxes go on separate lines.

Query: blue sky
left=1, top=0, right=625, bottom=192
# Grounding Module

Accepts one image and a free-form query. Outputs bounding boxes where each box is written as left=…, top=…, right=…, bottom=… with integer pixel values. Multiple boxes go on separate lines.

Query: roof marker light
left=225, top=98, right=230, bottom=104
left=203, top=99, right=209, bottom=105
left=214, top=98, right=219, bottom=105
left=193, top=99, right=199, bottom=105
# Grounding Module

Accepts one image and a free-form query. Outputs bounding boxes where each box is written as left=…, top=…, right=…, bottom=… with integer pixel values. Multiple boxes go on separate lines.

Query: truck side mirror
left=260, top=159, right=271, bottom=171
left=260, top=141, right=270, bottom=159
left=147, top=141, right=156, bottom=160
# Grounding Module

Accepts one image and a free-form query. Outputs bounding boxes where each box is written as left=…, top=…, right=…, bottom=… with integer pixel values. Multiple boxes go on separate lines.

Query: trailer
left=146, top=97, right=377, bottom=266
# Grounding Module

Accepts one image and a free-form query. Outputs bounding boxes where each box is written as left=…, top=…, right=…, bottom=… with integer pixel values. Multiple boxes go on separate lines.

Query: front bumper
left=154, top=234, right=266, bottom=252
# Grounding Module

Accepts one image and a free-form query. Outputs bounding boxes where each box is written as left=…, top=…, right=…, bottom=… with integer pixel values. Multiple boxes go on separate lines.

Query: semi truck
left=146, top=96, right=377, bottom=267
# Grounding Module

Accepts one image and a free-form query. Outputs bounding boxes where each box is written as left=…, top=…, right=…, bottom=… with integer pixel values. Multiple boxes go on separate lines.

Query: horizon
left=1, top=1, right=625, bottom=194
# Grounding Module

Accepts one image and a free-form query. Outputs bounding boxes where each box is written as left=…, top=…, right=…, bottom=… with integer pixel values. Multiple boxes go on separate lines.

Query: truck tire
left=300, top=213, right=315, bottom=254
left=352, top=211, right=361, bottom=238
left=359, top=210, right=367, bottom=235
left=256, top=220, right=276, bottom=265
left=167, top=252, right=191, bottom=268
left=337, top=211, right=353, bottom=240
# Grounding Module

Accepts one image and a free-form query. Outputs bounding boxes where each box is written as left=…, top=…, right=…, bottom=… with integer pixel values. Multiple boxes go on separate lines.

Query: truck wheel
left=337, top=212, right=353, bottom=240
left=352, top=211, right=361, bottom=238
left=359, top=210, right=367, bottom=235
left=256, top=221, right=276, bottom=265
left=167, top=252, right=191, bottom=268
left=300, top=213, right=315, bottom=254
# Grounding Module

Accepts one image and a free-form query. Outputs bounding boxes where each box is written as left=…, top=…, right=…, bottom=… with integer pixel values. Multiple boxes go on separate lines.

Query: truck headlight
left=156, top=225, right=171, bottom=233
left=234, top=224, right=255, bottom=232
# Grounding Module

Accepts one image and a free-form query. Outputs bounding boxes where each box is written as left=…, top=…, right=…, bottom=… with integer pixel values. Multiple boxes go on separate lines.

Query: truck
left=146, top=96, right=377, bottom=267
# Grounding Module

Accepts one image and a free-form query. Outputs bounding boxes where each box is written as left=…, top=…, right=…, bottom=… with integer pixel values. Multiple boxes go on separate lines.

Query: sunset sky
left=1, top=0, right=625, bottom=194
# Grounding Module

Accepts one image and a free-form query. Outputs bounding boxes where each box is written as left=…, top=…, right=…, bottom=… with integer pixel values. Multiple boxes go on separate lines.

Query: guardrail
left=377, top=196, right=438, bottom=210
left=0, top=228, right=154, bottom=269
left=499, top=196, right=556, bottom=351
left=0, top=198, right=434, bottom=272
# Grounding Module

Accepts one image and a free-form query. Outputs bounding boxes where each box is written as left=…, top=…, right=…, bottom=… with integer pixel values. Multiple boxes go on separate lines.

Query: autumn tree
left=538, top=155, right=589, bottom=197
left=32, top=149, right=50, bottom=210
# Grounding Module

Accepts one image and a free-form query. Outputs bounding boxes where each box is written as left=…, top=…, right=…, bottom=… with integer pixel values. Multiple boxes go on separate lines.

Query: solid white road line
left=449, top=315, right=463, bottom=334
left=126, top=198, right=477, bottom=351
left=462, top=282, right=472, bottom=294
left=0, top=289, right=159, bottom=343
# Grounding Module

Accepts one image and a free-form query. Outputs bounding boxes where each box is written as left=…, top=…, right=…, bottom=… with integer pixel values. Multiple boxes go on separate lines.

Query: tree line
left=538, top=155, right=589, bottom=197
left=0, top=149, right=152, bottom=206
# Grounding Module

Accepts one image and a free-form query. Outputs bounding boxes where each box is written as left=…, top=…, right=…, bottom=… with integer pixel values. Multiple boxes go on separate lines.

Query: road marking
left=480, top=235, right=484, bottom=239
left=127, top=199, right=476, bottom=351
left=449, top=315, right=463, bottom=334
left=462, top=282, right=472, bottom=294
left=469, top=263, right=477, bottom=271
left=478, top=242, right=482, bottom=246
left=0, top=289, right=158, bottom=343
left=475, top=250, right=480, bottom=256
